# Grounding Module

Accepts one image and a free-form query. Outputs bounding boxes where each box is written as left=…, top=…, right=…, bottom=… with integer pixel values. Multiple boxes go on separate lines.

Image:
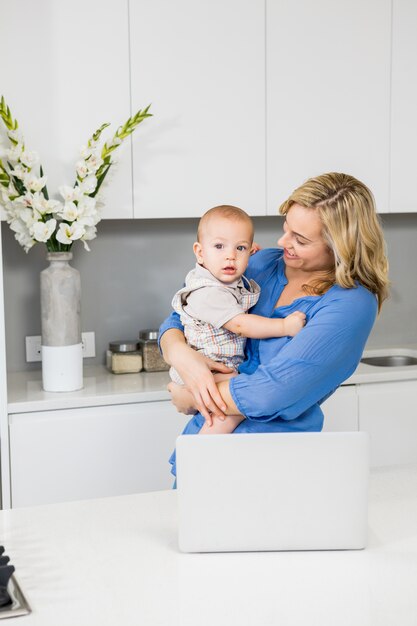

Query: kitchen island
left=0, top=464, right=416, bottom=625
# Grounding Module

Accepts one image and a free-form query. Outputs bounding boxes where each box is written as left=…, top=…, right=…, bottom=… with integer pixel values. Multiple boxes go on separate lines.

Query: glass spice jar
left=138, top=330, right=170, bottom=372
left=107, top=340, right=143, bottom=374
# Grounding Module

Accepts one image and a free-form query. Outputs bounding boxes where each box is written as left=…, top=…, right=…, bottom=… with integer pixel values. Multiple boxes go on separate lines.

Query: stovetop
left=0, top=546, right=31, bottom=619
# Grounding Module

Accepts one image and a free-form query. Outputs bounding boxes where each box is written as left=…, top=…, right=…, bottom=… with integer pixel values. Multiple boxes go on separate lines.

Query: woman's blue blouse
left=159, top=248, right=378, bottom=476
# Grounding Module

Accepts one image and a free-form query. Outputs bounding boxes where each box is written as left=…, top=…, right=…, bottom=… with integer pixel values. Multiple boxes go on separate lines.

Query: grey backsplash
left=2, top=213, right=417, bottom=372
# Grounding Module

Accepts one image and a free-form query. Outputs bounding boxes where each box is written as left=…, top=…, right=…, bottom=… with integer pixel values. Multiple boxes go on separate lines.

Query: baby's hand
left=283, top=311, right=306, bottom=336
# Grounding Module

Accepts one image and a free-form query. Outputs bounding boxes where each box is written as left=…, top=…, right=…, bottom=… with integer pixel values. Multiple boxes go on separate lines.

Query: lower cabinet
left=357, top=380, right=417, bottom=467
left=9, top=379, right=417, bottom=507
left=322, top=381, right=417, bottom=467
left=9, top=401, right=189, bottom=508
left=321, top=386, right=358, bottom=432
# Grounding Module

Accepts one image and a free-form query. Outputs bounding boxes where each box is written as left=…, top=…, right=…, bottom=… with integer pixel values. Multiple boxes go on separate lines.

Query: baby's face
left=193, top=216, right=253, bottom=284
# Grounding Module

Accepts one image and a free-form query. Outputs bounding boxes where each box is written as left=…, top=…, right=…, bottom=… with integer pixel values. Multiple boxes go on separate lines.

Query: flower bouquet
left=0, top=96, right=152, bottom=253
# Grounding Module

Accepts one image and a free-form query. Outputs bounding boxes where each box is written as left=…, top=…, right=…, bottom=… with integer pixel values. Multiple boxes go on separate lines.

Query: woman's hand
left=167, top=382, right=198, bottom=415
left=161, top=329, right=232, bottom=424
left=168, top=372, right=239, bottom=424
left=174, top=347, right=232, bottom=424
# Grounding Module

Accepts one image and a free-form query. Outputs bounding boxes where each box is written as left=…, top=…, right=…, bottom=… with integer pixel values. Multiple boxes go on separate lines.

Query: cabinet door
left=358, top=380, right=417, bottom=466
left=321, top=386, right=358, bottom=432
left=390, top=0, right=417, bottom=212
left=0, top=0, right=133, bottom=219
left=129, top=0, right=265, bottom=218
left=266, top=0, right=391, bottom=214
left=9, top=401, right=189, bottom=507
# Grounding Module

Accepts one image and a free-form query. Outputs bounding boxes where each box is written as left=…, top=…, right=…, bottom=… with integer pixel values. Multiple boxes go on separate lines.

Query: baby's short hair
left=197, top=205, right=254, bottom=242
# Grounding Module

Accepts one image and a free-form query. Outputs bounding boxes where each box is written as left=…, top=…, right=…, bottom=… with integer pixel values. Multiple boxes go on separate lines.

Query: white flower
left=76, top=195, right=100, bottom=226
left=7, top=129, right=24, bottom=144
left=81, top=225, right=97, bottom=251
left=45, top=199, right=62, bottom=215
left=85, top=153, right=103, bottom=173
left=78, top=174, right=97, bottom=195
left=29, top=192, right=49, bottom=216
left=10, top=164, right=27, bottom=180
left=77, top=194, right=96, bottom=212
left=80, top=145, right=92, bottom=159
left=9, top=218, right=35, bottom=253
left=23, top=172, right=47, bottom=192
left=16, top=206, right=38, bottom=228
left=76, top=160, right=89, bottom=180
left=56, top=222, right=85, bottom=245
left=30, top=219, right=57, bottom=243
left=61, top=201, right=79, bottom=222
left=9, top=217, right=28, bottom=234
left=1, top=185, right=16, bottom=203
left=58, top=185, right=82, bottom=203
left=6, top=197, right=28, bottom=220
left=108, top=136, right=122, bottom=148
left=3, top=201, right=17, bottom=221
left=7, top=143, right=23, bottom=162
left=19, top=150, right=39, bottom=168
left=17, top=232, right=35, bottom=253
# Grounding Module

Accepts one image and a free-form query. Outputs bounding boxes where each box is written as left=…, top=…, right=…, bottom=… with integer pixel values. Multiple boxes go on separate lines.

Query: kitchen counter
left=7, top=366, right=171, bottom=413
left=0, top=463, right=416, bottom=626
left=7, top=345, right=417, bottom=413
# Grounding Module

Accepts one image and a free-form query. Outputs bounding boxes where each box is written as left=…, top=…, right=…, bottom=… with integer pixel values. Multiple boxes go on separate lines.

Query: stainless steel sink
left=361, top=355, right=417, bottom=367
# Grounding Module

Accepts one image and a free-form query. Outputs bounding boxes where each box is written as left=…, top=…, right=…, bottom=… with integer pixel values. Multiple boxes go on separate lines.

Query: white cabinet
left=0, top=0, right=133, bottom=219
left=358, top=380, right=417, bottom=466
left=321, top=386, right=358, bottom=432
left=129, top=0, right=266, bottom=218
left=266, top=0, right=391, bottom=214
left=390, top=0, right=417, bottom=212
left=9, top=400, right=188, bottom=508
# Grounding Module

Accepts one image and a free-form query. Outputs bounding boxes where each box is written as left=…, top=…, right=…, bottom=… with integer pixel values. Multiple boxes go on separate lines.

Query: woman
left=159, top=172, right=389, bottom=478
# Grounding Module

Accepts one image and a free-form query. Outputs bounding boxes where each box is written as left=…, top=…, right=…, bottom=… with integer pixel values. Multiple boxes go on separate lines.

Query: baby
left=170, top=205, right=306, bottom=434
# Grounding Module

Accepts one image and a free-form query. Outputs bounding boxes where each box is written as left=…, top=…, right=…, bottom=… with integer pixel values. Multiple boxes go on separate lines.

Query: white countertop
left=7, top=366, right=171, bottom=413
left=344, top=346, right=417, bottom=385
left=1, top=464, right=416, bottom=626
left=7, top=346, right=417, bottom=414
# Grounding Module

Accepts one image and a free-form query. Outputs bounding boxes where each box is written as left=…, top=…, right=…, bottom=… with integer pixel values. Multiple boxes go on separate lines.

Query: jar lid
left=139, top=330, right=158, bottom=341
left=109, top=340, right=139, bottom=353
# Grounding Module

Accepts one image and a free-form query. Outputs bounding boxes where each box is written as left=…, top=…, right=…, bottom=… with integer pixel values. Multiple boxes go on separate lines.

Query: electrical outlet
left=25, top=332, right=96, bottom=362
left=81, top=331, right=96, bottom=358
left=25, top=335, right=42, bottom=362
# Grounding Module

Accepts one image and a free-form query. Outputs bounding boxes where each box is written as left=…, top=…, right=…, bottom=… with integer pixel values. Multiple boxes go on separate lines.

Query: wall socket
left=25, top=332, right=96, bottom=362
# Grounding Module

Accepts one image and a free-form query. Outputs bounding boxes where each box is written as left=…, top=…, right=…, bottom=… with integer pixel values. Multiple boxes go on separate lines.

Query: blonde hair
left=197, top=205, right=254, bottom=243
left=279, top=172, right=389, bottom=312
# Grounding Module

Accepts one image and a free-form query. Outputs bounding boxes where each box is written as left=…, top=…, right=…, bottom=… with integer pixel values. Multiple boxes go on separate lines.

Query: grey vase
left=40, top=252, right=83, bottom=391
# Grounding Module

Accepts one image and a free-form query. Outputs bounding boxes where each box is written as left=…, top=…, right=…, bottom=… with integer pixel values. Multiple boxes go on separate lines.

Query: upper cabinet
left=1, top=1, right=416, bottom=219
left=0, top=0, right=133, bottom=219
left=129, top=0, right=266, bottom=218
left=390, top=0, right=417, bottom=213
left=266, top=0, right=392, bottom=215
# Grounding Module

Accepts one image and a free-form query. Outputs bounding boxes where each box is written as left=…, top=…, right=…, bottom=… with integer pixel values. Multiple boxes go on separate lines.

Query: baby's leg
left=213, top=371, right=238, bottom=383
left=199, top=413, right=244, bottom=435
left=199, top=370, right=241, bottom=433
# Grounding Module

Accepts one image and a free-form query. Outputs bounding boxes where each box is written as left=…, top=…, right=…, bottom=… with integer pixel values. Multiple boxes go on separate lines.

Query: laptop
left=176, top=431, right=370, bottom=553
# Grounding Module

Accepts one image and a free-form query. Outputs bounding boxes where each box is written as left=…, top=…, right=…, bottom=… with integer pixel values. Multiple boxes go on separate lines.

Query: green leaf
left=0, top=96, right=18, bottom=131
left=91, top=163, right=112, bottom=197
left=91, top=122, right=110, bottom=143
left=6, top=161, right=25, bottom=196
left=40, top=164, right=49, bottom=200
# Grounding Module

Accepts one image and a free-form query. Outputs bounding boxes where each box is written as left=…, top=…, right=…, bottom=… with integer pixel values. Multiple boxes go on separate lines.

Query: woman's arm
left=227, top=288, right=377, bottom=422
left=167, top=372, right=240, bottom=423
